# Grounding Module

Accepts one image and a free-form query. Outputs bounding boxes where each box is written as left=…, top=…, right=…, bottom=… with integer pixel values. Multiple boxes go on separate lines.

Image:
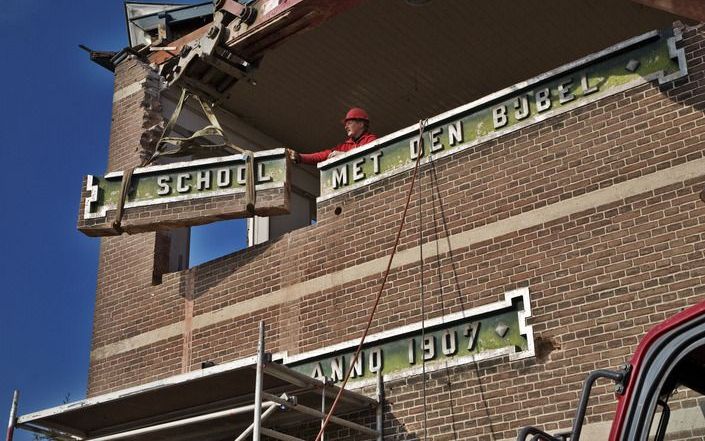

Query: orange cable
left=313, top=119, right=428, bottom=441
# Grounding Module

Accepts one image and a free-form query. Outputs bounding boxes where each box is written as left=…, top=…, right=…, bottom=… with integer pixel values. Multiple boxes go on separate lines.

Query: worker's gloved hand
left=327, top=150, right=344, bottom=159
left=286, top=148, right=300, bottom=164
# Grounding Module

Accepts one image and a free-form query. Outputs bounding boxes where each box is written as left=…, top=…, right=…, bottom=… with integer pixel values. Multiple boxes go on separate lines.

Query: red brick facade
left=88, top=25, right=705, bottom=440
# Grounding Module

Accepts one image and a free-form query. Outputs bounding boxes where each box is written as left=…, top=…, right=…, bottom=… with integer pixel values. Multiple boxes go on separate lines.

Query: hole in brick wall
left=534, top=335, right=560, bottom=363
left=700, top=187, right=705, bottom=203
left=156, top=93, right=319, bottom=258
left=152, top=228, right=190, bottom=285
left=190, top=219, right=248, bottom=267
left=334, top=206, right=342, bottom=215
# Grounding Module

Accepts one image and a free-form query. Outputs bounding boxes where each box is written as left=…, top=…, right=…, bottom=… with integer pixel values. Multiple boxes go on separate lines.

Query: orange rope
left=314, top=119, right=428, bottom=441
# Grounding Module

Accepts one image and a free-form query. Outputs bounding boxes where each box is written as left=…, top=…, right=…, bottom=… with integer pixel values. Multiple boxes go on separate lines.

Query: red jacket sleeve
left=299, top=149, right=334, bottom=165
left=298, top=133, right=377, bottom=165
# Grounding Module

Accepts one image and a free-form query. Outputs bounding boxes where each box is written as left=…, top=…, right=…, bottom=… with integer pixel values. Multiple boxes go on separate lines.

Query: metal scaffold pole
left=5, top=390, right=19, bottom=441
left=320, top=378, right=326, bottom=441
left=234, top=403, right=278, bottom=441
left=253, top=321, right=265, bottom=441
left=376, top=372, right=384, bottom=441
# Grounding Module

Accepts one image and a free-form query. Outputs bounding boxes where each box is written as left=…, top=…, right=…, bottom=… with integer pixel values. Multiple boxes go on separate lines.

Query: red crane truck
left=518, top=300, right=705, bottom=440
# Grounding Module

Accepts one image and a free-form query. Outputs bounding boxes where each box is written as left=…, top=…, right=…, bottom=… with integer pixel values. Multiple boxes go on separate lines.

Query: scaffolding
left=9, top=322, right=382, bottom=441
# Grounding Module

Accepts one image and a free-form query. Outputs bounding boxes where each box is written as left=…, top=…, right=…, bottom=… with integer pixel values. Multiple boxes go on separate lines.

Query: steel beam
left=261, top=392, right=379, bottom=437
left=234, top=403, right=278, bottom=441
left=85, top=402, right=275, bottom=441
left=629, top=0, right=705, bottom=22
left=263, top=362, right=378, bottom=407
left=5, top=391, right=18, bottom=441
left=260, top=428, right=306, bottom=441
left=15, top=424, right=79, bottom=441
left=253, top=321, right=265, bottom=441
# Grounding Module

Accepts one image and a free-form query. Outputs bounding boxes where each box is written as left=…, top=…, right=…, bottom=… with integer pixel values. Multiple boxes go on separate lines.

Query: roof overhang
left=151, top=0, right=691, bottom=154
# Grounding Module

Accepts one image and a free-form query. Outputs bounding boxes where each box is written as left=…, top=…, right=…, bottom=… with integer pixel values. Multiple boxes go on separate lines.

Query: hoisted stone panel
left=77, top=148, right=290, bottom=236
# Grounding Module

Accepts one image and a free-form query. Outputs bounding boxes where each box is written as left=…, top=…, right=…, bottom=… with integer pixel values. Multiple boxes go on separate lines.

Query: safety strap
left=112, top=88, right=256, bottom=233
left=112, top=167, right=136, bottom=233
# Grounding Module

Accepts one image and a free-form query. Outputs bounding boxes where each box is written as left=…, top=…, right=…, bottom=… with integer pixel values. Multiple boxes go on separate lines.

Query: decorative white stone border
left=276, top=287, right=534, bottom=388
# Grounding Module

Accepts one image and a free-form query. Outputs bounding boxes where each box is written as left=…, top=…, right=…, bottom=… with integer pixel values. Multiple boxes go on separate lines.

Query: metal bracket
left=516, top=366, right=631, bottom=441
left=215, top=0, right=257, bottom=26
left=161, top=2, right=258, bottom=102
left=613, top=363, right=632, bottom=395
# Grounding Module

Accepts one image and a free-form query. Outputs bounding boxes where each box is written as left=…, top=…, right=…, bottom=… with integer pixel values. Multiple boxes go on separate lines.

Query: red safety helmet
left=342, top=107, right=370, bottom=123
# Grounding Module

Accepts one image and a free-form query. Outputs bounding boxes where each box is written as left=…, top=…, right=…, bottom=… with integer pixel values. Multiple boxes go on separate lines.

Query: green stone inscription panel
left=78, top=149, right=289, bottom=236
left=283, top=288, right=533, bottom=384
left=319, top=28, right=686, bottom=199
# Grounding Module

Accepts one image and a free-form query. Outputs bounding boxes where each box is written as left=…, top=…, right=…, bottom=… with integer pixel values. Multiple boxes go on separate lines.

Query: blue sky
left=0, top=2, right=242, bottom=438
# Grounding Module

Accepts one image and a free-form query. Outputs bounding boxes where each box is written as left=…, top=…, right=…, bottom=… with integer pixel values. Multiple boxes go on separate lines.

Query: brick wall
left=88, top=57, right=186, bottom=390
left=88, top=25, right=705, bottom=440
left=106, top=58, right=162, bottom=172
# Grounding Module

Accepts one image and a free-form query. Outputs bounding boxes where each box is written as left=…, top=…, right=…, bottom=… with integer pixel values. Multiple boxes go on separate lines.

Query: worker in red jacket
left=289, top=108, right=378, bottom=165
